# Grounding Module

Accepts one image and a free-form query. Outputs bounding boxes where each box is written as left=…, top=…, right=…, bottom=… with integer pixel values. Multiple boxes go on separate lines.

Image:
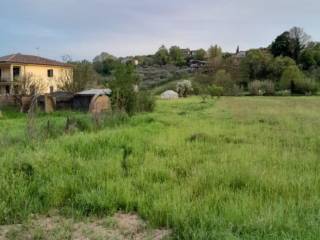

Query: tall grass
left=0, top=97, right=320, bottom=239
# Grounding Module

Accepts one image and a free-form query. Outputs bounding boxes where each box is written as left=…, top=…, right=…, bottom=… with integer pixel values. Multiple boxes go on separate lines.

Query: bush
left=208, top=84, right=224, bottom=98
left=276, top=90, right=291, bottom=96
left=176, top=80, right=193, bottom=97
left=136, top=91, right=156, bottom=112
left=248, top=80, right=275, bottom=96
left=280, top=66, right=318, bottom=94
left=214, top=70, right=241, bottom=96
left=294, top=78, right=318, bottom=95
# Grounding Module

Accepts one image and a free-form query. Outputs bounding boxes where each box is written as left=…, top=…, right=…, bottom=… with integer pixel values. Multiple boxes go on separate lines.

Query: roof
left=0, top=53, right=72, bottom=67
left=76, top=89, right=112, bottom=96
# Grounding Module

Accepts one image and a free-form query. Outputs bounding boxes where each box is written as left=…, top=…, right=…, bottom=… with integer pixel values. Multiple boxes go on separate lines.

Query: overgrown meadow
left=0, top=97, right=320, bottom=239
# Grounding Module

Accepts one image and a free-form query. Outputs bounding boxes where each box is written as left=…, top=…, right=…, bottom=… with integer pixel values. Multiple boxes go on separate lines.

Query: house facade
left=0, top=53, right=73, bottom=96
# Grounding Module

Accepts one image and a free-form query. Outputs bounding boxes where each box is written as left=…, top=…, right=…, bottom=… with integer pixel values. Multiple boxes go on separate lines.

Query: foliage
left=60, top=60, right=100, bottom=93
left=1, top=97, right=320, bottom=239
left=136, top=91, right=156, bottom=112
left=270, top=27, right=310, bottom=61
left=193, top=49, right=207, bottom=61
left=241, top=49, right=273, bottom=81
left=154, top=45, right=170, bottom=66
left=176, top=80, right=193, bottom=97
left=93, top=53, right=119, bottom=76
left=108, top=64, right=140, bottom=115
left=280, top=65, right=305, bottom=91
left=280, top=65, right=318, bottom=94
left=214, top=69, right=239, bottom=95
left=169, top=46, right=186, bottom=66
left=207, top=84, right=224, bottom=98
left=267, top=56, right=296, bottom=81
left=248, top=80, right=275, bottom=96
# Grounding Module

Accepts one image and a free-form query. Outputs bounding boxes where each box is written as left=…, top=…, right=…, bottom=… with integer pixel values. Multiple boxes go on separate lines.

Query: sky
left=1, top=0, right=320, bottom=61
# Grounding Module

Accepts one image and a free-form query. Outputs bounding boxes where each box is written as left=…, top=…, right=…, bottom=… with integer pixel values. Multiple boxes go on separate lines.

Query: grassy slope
left=0, top=97, right=320, bottom=239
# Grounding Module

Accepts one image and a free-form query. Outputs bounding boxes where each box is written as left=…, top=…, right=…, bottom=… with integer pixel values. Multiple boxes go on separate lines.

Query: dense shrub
left=248, top=80, right=275, bottom=96
left=214, top=70, right=241, bottom=95
left=136, top=91, right=156, bottom=112
left=176, top=80, right=193, bottom=97
left=208, top=84, right=224, bottom=98
left=280, top=66, right=318, bottom=94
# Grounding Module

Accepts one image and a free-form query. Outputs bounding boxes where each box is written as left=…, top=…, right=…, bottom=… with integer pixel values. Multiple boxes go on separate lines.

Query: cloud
left=1, top=0, right=319, bottom=60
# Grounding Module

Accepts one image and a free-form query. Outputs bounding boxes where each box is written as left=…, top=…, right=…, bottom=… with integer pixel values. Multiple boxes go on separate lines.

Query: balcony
left=0, top=77, right=11, bottom=84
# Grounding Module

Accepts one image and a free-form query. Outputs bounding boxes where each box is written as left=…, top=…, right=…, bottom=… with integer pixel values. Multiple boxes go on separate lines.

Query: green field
left=0, top=97, right=320, bottom=239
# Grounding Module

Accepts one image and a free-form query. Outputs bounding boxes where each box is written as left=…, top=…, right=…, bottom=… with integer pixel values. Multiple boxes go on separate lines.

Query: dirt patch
left=0, top=213, right=170, bottom=240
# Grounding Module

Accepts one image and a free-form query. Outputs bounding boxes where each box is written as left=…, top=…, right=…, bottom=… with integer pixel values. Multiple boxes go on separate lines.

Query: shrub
left=276, top=90, right=291, bottom=96
left=136, top=91, right=156, bottom=112
left=280, top=66, right=318, bottom=94
left=248, top=80, right=275, bottom=96
left=294, top=78, right=318, bottom=95
left=176, top=80, right=193, bottom=97
left=214, top=70, right=240, bottom=96
left=208, top=84, right=224, bottom=98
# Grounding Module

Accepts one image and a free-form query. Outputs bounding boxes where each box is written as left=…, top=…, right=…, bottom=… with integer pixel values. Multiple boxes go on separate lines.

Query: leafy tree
left=108, top=64, right=140, bottom=115
left=93, top=52, right=119, bottom=76
left=154, top=45, right=170, bottom=66
left=268, top=56, right=296, bottom=81
left=93, top=58, right=119, bottom=76
left=214, top=69, right=238, bottom=95
left=270, top=27, right=310, bottom=61
left=208, top=84, right=223, bottom=98
left=193, top=49, right=207, bottom=61
left=176, top=80, right=193, bottom=97
left=207, top=45, right=223, bottom=73
left=241, top=49, right=273, bottom=81
left=207, top=45, right=222, bottom=60
left=299, top=49, right=317, bottom=70
left=169, top=46, right=186, bottom=66
left=59, top=60, right=100, bottom=93
left=270, top=31, right=292, bottom=57
left=280, top=66, right=305, bottom=93
left=289, top=27, right=311, bottom=61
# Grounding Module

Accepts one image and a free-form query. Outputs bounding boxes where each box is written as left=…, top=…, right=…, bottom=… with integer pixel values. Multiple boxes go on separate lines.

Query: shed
left=160, top=90, right=179, bottom=100
left=73, top=89, right=112, bottom=111
left=37, top=91, right=74, bottom=110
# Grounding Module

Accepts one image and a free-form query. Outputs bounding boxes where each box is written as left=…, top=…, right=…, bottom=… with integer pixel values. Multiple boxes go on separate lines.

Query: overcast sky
left=1, top=0, right=319, bottom=61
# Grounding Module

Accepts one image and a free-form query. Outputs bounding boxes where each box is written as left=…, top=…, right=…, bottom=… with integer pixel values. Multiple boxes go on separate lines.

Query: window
left=48, top=69, right=54, bottom=77
left=5, top=86, right=10, bottom=94
left=13, top=67, right=20, bottom=78
left=0, top=69, right=2, bottom=79
left=50, top=86, right=54, bottom=93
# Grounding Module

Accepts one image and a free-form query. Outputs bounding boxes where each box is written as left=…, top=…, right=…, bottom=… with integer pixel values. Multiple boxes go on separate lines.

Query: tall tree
left=270, top=27, right=310, bottom=61
left=169, top=46, right=186, bottom=66
left=193, top=49, right=207, bottom=61
left=154, top=45, right=170, bottom=66
left=289, top=27, right=311, bottom=61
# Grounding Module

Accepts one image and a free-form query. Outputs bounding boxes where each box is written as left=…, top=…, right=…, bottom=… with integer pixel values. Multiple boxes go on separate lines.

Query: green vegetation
left=1, top=97, right=320, bottom=239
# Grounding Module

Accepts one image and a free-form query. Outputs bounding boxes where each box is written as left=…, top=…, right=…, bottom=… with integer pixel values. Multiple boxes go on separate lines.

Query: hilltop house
left=0, top=53, right=73, bottom=96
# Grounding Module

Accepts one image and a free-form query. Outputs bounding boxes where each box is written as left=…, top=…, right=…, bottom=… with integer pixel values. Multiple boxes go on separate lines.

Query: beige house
left=0, top=53, right=73, bottom=96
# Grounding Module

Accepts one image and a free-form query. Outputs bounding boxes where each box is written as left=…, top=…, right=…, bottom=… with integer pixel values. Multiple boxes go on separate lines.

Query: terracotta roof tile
left=0, top=53, right=72, bottom=67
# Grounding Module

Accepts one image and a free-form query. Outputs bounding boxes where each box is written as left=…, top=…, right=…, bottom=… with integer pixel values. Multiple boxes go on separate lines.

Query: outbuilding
left=73, top=89, right=112, bottom=111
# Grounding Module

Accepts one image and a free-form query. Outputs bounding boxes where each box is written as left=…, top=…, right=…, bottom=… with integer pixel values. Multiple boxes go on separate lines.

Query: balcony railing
left=0, top=77, right=11, bottom=82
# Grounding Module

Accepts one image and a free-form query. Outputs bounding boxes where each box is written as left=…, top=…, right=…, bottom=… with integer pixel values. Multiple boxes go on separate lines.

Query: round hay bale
left=89, top=95, right=112, bottom=114
left=160, top=90, right=179, bottom=100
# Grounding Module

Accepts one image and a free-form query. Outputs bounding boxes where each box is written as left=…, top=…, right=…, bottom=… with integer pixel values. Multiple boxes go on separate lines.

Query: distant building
left=234, top=47, right=247, bottom=58
left=0, top=53, right=73, bottom=96
left=121, top=57, right=139, bottom=66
